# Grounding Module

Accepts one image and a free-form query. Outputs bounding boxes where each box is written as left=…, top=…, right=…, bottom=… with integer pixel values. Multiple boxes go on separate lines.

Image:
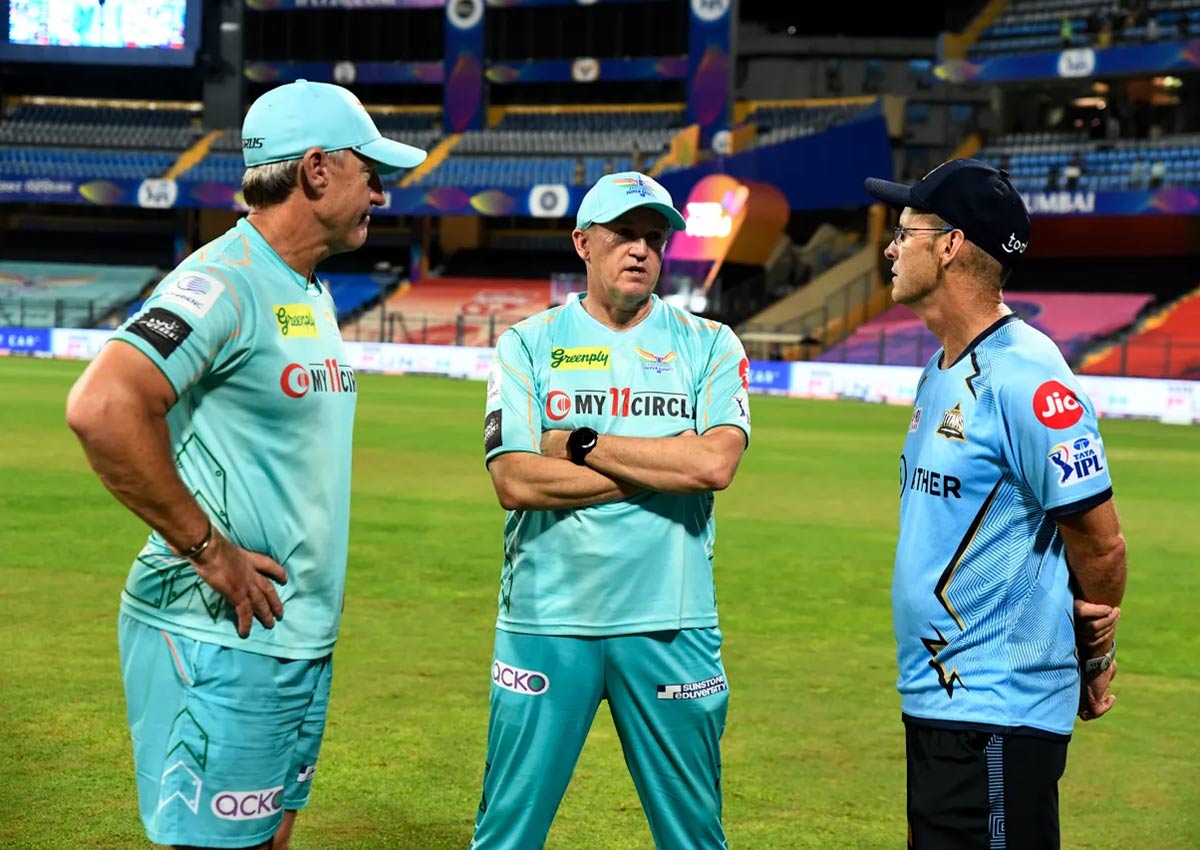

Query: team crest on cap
left=613, top=175, right=654, bottom=198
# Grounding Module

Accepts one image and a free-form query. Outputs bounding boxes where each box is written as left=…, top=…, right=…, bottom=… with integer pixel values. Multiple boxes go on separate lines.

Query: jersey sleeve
left=485, top=328, right=541, bottom=463
left=695, top=325, right=751, bottom=444
left=110, top=268, right=247, bottom=397
left=997, top=362, right=1113, bottom=518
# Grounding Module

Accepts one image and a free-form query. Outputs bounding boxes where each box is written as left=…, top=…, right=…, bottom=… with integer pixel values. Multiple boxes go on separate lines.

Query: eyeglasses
left=892, top=225, right=954, bottom=244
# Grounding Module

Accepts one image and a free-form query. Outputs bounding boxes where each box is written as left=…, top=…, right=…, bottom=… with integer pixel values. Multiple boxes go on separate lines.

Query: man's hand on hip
left=191, top=533, right=288, bottom=638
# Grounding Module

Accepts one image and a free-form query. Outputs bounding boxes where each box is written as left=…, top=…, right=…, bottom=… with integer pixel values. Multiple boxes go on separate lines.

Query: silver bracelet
left=180, top=521, right=214, bottom=560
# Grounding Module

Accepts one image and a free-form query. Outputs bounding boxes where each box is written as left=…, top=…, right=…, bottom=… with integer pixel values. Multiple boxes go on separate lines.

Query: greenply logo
left=550, top=346, right=610, bottom=370
left=274, top=304, right=319, bottom=338
left=492, top=660, right=550, bottom=695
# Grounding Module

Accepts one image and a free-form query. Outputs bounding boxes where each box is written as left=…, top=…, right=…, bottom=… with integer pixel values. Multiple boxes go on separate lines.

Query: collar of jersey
left=941, top=313, right=1020, bottom=370
left=236, top=218, right=313, bottom=292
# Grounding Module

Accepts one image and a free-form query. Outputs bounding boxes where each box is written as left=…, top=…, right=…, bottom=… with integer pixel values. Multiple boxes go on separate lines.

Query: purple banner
left=444, top=0, right=485, bottom=132
left=485, top=56, right=687, bottom=84
left=244, top=60, right=443, bottom=84
left=687, top=0, right=733, bottom=145
left=938, top=38, right=1200, bottom=84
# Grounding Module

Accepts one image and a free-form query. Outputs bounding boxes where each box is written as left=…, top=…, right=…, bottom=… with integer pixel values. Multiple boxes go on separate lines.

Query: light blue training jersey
left=112, top=218, right=358, bottom=660
left=484, top=293, right=751, bottom=636
left=894, top=315, right=1114, bottom=737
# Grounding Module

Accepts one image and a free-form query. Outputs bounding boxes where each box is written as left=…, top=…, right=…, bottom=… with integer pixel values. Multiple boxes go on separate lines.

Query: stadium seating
left=818, top=292, right=1154, bottom=367
left=969, top=0, right=1200, bottom=59
left=344, top=277, right=550, bottom=346
left=417, top=155, right=633, bottom=187
left=0, top=101, right=205, bottom=150
left=0, top=261, right=159, bottom=328
left=748, top=101, right=875, bottom=147
left=977, top=131, right=1200, bottom=192
left=1081, top=288, right=1200, bottom=378
left=190, top=111, right=442, bottom=184
left=0, top=146, right=176, bottom=181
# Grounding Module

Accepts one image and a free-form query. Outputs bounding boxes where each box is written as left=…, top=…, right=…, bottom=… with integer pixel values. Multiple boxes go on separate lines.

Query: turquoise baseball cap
left=241, top=79, right=427, bottom=174
left=576, top=171, right=686, bottom=232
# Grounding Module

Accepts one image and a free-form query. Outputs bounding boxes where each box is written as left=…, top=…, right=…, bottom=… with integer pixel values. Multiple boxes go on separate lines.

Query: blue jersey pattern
left=894, top=316, right=1113, bottom=737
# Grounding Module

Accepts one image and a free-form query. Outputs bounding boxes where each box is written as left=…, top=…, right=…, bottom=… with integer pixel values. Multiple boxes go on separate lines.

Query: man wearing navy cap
left=472, top=171, right=751, bottom=849
left=866, top=159, right=1127, bottom=850
left=66, top=81, right=425, bottom=850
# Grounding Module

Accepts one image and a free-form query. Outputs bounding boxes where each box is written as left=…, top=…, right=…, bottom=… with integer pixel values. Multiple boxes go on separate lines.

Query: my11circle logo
left=1033, top=380, right=1083, bottom=428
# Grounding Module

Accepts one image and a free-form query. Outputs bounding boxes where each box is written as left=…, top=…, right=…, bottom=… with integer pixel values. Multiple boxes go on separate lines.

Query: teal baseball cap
left=576, top=171, right=686, bottom=232
left=241, top=79, right=427, bottom=174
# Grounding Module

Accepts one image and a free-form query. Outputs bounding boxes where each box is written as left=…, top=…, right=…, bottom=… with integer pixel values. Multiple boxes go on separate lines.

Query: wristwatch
left=567, top=427, right=598, bottom=466
left=1083, top=642, right=1116, bottom=677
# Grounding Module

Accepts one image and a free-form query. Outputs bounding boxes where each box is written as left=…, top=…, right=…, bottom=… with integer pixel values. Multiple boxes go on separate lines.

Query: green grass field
left=1, top=356, right=1198, bottom=850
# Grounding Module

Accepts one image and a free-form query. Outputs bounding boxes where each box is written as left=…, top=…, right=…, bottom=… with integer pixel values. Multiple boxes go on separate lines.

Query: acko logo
left=551, top=346, right=610, bottom=370
left=1033, top=380, right=1083, bottom=429
left=492, top=660, right=550, bottom=695
left=211, top=786, right=284, bottom=821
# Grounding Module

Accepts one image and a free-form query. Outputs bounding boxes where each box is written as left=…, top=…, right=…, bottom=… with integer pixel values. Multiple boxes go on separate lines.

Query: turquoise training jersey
left=112, top=218, right=357, bottom=660
left=894, top=316, right=1113, bottom=737
left=483, top=293, right=751, bottom=636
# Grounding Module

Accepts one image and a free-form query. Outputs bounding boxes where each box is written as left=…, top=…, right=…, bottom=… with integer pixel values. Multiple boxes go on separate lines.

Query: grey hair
left=241, top=149, right=347, bottom=210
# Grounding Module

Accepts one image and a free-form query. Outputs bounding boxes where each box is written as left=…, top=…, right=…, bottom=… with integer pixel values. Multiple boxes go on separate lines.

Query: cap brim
left=354, top=137, right=428, bottom=174
left=864, top=177, right=915, bottom=210
left=587, top=200, right=686, bottom=232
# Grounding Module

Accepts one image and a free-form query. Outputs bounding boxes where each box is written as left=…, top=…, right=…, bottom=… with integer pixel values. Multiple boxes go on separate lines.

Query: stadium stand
left=0, top=261, right=159, bottom=328
left=977, top=131, right=1200, bottom=192
left=344, top=277, right=550, bottom=347
left=747, top=100, right=877, bottom=147
left=1081, top=286, right=1200, bottom=378
left=969, top=0, right=1200, bottom=58
left=817, top=292, right=1155, bottom=366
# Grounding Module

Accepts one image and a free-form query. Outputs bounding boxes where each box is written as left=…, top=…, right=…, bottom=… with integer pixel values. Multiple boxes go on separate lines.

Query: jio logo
left=1033, top=380, right=1084, bottom=429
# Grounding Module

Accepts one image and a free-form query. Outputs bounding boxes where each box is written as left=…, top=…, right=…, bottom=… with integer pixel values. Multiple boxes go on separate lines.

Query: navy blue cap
left=865, top=158, right=1031, bottom=267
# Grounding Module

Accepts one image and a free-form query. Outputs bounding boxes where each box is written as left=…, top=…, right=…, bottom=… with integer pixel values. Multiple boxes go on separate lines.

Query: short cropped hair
left=241, top=148, right=347, bottom=210
left=919, top=211, right=1007, bottom=288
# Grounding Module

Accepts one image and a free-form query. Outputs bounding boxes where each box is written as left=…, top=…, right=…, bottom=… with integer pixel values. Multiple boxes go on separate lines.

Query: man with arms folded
left=66, top=80, right=425, bottom=849
left=865, top=159, right=1126, bottom=850
left=473, top=172, right=751, bottom=850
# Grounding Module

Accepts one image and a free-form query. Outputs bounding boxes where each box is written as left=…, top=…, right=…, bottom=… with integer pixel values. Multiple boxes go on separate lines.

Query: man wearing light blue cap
left=472, top=171, right=750, bottom=849
left=66, top=80, right=425, bottom=850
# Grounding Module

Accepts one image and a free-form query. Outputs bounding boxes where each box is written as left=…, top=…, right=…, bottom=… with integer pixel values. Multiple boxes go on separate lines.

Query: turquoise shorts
left=471, top=627, right=729, bottom=850
left=117, top=611, right=333, bottom=849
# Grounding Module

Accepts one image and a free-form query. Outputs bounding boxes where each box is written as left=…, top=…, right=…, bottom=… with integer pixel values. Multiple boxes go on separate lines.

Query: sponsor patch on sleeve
left=157, top=273, right=225, bottom=319
left=484, top=409, right=502, bottom=453
left=127, top=307, right=194, bottom=359
left=486, top=359, right=502, bottom=403
left=1047, top=433, right=1106, bottom=487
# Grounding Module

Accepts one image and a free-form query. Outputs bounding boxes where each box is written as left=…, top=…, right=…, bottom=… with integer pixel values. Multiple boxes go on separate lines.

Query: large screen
left=0, top=0, right=202, bottom=66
